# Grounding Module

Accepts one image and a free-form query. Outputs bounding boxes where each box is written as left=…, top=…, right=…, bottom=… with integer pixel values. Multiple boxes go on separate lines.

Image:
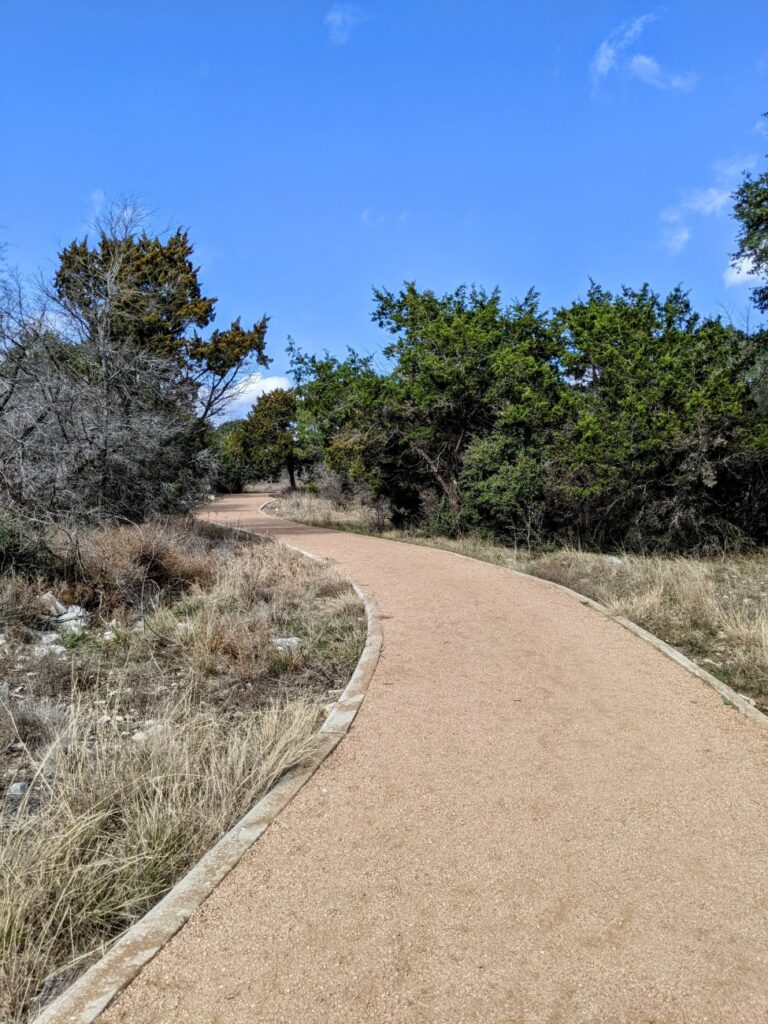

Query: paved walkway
left=103, top=494, right=768, bottom=1023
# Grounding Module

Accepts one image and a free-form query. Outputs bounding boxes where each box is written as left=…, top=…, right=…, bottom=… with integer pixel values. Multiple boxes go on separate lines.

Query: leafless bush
left=0, top=249, right=203, bottom=523
left=366, top=496, right=391, bottom=534
left=312, top=467, right=349, bottom=506
left=75, top=518, right=218, bottom=614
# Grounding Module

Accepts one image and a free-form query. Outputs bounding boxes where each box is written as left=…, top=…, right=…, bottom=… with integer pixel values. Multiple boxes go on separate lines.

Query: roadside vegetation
left=0, top=517, right=365, bottom=1023
left=273, top=491, right=768, bottom=714
left=221, top=139, right=768, bottom=557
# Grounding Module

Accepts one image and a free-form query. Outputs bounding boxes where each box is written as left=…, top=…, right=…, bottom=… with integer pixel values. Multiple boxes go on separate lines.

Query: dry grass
left=273, top=493, right=768, bottom=712
left=0, top=575, right=42, bottom=639
left=271, top=492, right=388, bottom=532
left=69, top=518, right=220, bottom=615
left=0, top=517, right=365, bottom=1023
left=0, top=696, right=319, bottom=1022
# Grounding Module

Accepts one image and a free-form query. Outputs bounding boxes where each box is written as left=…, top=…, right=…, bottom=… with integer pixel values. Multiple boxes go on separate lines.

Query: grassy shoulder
left=0, top=517, right=365, bottom=1024
left=272, top=493, right=768, bottom=716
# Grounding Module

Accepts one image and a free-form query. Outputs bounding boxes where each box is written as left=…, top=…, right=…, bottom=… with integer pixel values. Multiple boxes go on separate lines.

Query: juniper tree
left=732, top=120, right=768, bottom=314
left=0, top=202, right=271, bottom=522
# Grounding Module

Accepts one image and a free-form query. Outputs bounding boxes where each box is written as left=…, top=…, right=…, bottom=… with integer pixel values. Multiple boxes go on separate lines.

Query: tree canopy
left=288, top=279, right=767, bottom=551
left=732, top=118, right=768, bottom=314
left=229, top=388, right=301, bottom=489
left=0, top=204, right=270, bottom=522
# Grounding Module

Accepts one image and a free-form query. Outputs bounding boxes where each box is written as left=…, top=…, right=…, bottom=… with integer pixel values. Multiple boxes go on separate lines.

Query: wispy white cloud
left=325, top=4, right=362, bottom=45
left=361, top=208, right=409, bottom=226
left=659, top=155, right=755, bottom=256
left=80, top=189, right=107, bottom=233
left=754, top=118, right=768, bottom=139
left=662, top=225, right=691, bottom=254
left=591, top=14, right=655, bottom=83
left=591, top=14, right=696, bottom=93
left=680, top=186, right=731, bottom=215
left=627, top=53, right=697, bottom=91
left=89, top=189, right=106, bottom=217
left=723, top=257, right=756, bottom=288
left=715, top=154, right=757, bottom=178
left=222, top=373, right=291, bottom=421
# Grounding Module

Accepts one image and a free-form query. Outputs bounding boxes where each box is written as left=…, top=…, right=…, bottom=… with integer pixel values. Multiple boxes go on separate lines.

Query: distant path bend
left=104, top=493, right=768, bottom=1024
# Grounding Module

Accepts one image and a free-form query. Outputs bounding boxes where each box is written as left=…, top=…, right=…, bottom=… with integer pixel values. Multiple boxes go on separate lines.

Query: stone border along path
left=48, top=495, right=768, bottom=1023
left=32, top=525, right=382, bottom=1024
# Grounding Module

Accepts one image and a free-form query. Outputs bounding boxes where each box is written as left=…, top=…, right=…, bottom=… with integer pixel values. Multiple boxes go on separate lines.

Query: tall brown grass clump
left=271, top=492, right=384, bottom=531
left=0, top=695, right=319, bottom=1023
left=72, top=518, right=220, bottom=613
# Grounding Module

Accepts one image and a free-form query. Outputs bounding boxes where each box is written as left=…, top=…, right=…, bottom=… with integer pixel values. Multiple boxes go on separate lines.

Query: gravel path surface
left=102, top=494, right=768, bottom=1024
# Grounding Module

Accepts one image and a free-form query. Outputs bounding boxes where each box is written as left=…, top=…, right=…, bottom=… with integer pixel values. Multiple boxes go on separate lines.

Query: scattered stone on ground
left=273, top=637, right=301, bottom=652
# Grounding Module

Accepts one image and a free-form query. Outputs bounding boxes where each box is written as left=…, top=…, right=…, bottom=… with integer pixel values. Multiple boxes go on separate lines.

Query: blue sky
left=1, top=1, right=766, bottom=417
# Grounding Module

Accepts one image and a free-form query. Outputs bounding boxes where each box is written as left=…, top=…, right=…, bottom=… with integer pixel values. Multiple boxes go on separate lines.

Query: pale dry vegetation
left=271, top=491, right=390, bottom=533
left=0, top=517, right=365, bottom=1023
left=274, top=492, right=768, bottom=712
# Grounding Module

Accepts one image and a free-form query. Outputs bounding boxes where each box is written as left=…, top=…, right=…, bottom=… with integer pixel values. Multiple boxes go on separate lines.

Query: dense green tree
left=292, top=285, right=563, bottom=531
left=208, top=420, right=249, bottom=493
left=287, top=343, right=422, bottom=513
left=548, top=284, right=767, bottom=548
left=370, top=284, right=561, bottom=522
left=289, top=342, right=380, bottom=471
left=54, top=213, right=270, bottom=420
left=231, top=389, right=300, bottom=488
left=292, top=279, right=768, bottom=551
left=371, top=284, right=508, bottom=514
left=732, top=122, right=768, bottom=313
left=458, top=291, right=564, bottom=541
left=460, top=440, right=546, bottom=543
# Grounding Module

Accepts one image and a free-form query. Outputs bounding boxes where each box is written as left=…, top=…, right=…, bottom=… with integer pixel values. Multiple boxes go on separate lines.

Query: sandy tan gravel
left=101, top=494, right=768, bottom=1024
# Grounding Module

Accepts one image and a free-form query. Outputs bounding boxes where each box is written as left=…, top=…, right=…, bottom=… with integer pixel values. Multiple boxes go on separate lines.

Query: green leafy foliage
left=230, top=388, right=301, bottom=488
left=208, top=421, right=249, bottom=493
left=732, top=119, right=768, bottom=313
left=290, top=279, right=767, bottom=552
left=546, top=284, right=767, bottom=549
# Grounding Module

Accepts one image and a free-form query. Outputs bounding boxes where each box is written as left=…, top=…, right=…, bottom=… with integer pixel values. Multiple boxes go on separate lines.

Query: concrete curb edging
left=263, top=498, right=768, bottom=731
left=507, top=570, right=768, bottom=729
left=32, top=528, right=383, bottom=1024
left=462, top=560, right=768, bottom=730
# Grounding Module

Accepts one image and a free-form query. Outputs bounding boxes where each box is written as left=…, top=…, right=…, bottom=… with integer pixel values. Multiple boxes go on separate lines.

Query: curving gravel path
left=102, top=494, right=768, bottom=1024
